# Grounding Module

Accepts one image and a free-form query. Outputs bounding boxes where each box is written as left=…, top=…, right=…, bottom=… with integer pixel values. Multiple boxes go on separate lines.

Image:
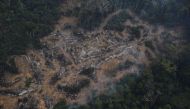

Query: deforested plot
left=0, top=0, right=189, bottom=109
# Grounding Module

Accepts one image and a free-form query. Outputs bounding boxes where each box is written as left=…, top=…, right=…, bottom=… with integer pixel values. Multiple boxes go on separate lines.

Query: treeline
left=108, top=0, right=190, bottom=26
left=53, top=0, right=190, bottom=109
left=84, top=52, right=189, bottom=109
left=65, top=0, right=190, bottom=30
left=87, top=46, right=190, bottom=109
left=54, top=50, right=190, bottom=109
left=0, top=0, right=61, bottom=62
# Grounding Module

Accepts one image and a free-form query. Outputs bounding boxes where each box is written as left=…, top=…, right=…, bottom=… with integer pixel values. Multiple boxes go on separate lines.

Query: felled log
left=43, top=96, right=54, bottom=109
left=17, top=96, right=38, bottom=109
left=0, top=77, right=21, bottom=87
left=31, top=61, right=44, bottom=84
left=0, top=88, right=35, bottom=96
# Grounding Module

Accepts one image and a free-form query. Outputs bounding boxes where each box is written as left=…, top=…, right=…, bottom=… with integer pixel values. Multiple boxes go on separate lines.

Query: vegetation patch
left=25, top=77, right=32, bottom=88
left=57, top=79, right=90, bottom=94
left=107, top=60, right=134, bottom=77
left=78, top=8, right=104, bottom=30
left=0, top=0, right=61, bottom=62
left=57, top=56, right=190, bottom=109
left=79, top=67, right=95, bottom=79
left=104, top=11, right=132, bottom=31
left=144, top=41, right=155, bottom=51
left=53, top=99, right=67, bottom=109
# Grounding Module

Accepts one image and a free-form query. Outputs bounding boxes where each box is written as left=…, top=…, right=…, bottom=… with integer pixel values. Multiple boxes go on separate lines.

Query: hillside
left=0, top=0, right=190, bottom=109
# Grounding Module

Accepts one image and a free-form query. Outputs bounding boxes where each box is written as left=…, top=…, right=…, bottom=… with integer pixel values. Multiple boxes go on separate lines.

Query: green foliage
left=0, top=0, right=61, bottom=62
left=105, top=11, right=132, bottom=31
left=167, top=44, right=177, bottom=52
left=171, top=93, right=190, bottom=109
left=57, top=56, right=190, bottom=109
left=144, top=41, right=155, bottom=50
left=128, top=26, right=141, bottom=40
left=25, top=77, right=32, bottom=88
left=178, top=45, right=190, bottom=87
left=65, top=0, right=190, bottom=30
left=78, top=8, right=103, bottom=30
left=85, top=59, right=189, bottom=109
left=160, top=59, right=176, bottom=73
left=53, top=99, right=67, bottom=109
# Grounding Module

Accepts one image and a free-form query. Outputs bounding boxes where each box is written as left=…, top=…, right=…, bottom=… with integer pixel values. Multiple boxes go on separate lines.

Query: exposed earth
left=0, top=1, right=183, bottom=109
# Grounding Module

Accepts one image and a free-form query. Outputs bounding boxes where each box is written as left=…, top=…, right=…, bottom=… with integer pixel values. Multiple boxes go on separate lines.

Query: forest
left=0, top=0, right=61, bottom=62
left=0, top=0, right=190, bottom=109
left=54, top=0, right=190, bottom=109
left=53, top=49, right=190, bottom=109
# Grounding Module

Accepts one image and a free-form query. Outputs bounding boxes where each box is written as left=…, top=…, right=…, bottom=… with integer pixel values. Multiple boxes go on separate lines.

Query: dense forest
left=0, top=0, right=61, bottom=62
left=64, top=0, right=190, bottom=30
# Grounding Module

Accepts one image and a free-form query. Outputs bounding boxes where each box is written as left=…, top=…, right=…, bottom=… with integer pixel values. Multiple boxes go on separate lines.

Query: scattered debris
left=49, top=67, right=66, bottom=84
left=0, top=77, right=21, bottom=87
left=0, top=4, right=182, bottom=108
left=43, top=95, right=54, bottom=109
left=18, top=88, right=35, bottom=96
left=0, top=89, right=19, bottom=96
left=31, top=61, right=44, bottom=84
left=17, top=96, right=38, bottom=109
left=0, top=88, right=35, bottom=96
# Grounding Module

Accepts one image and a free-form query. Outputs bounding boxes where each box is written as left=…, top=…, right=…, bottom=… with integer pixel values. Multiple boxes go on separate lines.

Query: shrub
left=53, top=99, right=67, bottom=109
left=104, top=11, right=132, bottom=31
left=25, top=77, right=32, bottom=88
left=57, top=79, right=90, bottom=94
left=144, top=41, right=155, bottom=50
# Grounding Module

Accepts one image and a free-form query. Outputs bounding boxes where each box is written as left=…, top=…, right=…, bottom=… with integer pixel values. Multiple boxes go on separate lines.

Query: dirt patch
left=0, top=4, right=183, bottom=108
